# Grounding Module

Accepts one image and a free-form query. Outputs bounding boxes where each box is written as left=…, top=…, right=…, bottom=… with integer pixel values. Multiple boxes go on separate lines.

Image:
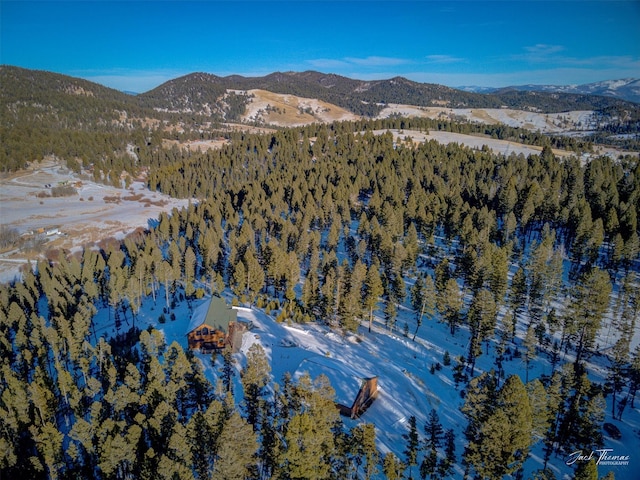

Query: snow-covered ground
left=377, top=104, right=595, bottom=134
left=376, top=129, right=572, bottom=158
left=241, top=89, right=359, bottom=127
left=120, top=288, right=639, bottom=480
left=0, top=159, right=191, bottom=282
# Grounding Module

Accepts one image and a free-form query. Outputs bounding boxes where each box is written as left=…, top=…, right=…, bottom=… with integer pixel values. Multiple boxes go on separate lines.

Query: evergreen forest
left=1, top=66, right=640, bottom=480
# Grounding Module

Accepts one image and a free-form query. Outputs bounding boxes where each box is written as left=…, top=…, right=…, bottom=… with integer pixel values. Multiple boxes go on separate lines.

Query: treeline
left=588, top=105, right=640, bottom=151
left=1, top=118, right=640, bottom=478
left=3, top=65, right=637, bottom=176
left=0, top=66, right=221, bottom=173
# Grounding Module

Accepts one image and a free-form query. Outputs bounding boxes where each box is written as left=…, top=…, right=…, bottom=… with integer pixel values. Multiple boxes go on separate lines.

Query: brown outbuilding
left=294, top=355, right=378, bottom=419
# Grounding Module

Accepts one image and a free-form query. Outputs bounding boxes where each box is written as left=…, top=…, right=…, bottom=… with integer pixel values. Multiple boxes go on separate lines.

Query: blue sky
left=2, top=1, right=639, bottom=92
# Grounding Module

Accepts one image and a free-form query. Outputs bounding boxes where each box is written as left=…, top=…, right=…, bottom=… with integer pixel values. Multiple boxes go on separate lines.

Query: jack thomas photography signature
left=566, top=449, right=630, bottom=466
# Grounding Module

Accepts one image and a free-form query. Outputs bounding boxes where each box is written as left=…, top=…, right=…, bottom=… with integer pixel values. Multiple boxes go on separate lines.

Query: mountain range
left=2, top=66, right=638, bottom=119
left=141, top=70, right=640, bottom=116
left=1, top=65, right=639, bottom=154
left=459, top=78, right=640, bottom=104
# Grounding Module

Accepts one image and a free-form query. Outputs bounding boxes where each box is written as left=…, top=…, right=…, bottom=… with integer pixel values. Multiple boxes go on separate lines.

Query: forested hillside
left=2, top=111, right=640, bottom=479
left=0, top=66, right=153, bottom=174
left=1, top=66, right=640, bottom=479
left=148, top=70, right=640, bottom=116
left=2, top=65, right=638, bottom=176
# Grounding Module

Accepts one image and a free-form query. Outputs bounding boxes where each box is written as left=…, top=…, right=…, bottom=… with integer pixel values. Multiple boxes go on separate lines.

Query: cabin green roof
left=188, top=295, right=237, bottom=333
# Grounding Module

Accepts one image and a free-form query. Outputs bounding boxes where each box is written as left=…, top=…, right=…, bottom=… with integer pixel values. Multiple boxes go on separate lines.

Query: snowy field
left=241, top=89, right=360, bottom=127
left=377, top=104, right=595, bottom=134
left=374, top=129, right=573, bottom=158
left=115, top=288, right=639, bottom=480
left=0, top=159, right=191, bottom=282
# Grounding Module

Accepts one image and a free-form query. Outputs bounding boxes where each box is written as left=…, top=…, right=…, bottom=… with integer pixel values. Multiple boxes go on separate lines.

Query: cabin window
left=195, top=329, right=201, bottom=336
left=201, top=327, right=209, bottom=335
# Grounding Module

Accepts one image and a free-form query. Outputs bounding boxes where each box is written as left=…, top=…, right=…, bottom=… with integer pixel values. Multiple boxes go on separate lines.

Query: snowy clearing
left=377, top=104, right=596, bottom=134
left=241, top=89, right=359, bottom=127
left=112, top=288, right=639, bottom=480
left=0, top=159, right=190, bottom=283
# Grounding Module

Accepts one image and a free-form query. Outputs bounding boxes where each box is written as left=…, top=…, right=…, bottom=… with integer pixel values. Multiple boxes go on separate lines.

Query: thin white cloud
left=308, top=56, right=409, bottom=70
left=512, top=44, right=567, bottom=63
left=425, top=54, right=465, bottom=64
left=343, top=56, right=409, bottom=67
left=561, top=55, right=640, bottom=68
left=524, top=44, right=565, bottom=56
left=307, top=58, right=352, bottom=70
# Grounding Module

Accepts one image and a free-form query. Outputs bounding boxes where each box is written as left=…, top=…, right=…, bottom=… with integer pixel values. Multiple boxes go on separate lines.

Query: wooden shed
left=187, top=295, right=239, bottom=352
left=294, top=356, right=378, bottom=419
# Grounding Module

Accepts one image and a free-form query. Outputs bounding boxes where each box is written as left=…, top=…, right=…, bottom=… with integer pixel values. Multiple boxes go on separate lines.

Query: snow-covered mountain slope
left=461, top=79, right=640, bottom=104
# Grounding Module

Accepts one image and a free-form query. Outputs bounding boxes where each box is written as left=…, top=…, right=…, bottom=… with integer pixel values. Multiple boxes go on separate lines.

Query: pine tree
left=440, top=278, right=463, bottom=335
left=382, top=452, right=405, bottom=480
left=157, top=422, right=193, bottom=479
left=489, top=244, right=510, bottom=305
left=241, top=343, right=271, bottom=430
left=527, top=379, right=551, bottom=442
left=403, top=415, right=419, bottom=479
left=423, top=408, right=443, bottom=452
left=384, top=296, right=398, bottom=332
left=557, top=370, right=605, bottom=452
left=351, top=423, right=379, bottom=480
left=281, top=373, right=340, bottom=480
left=187, top=411, right=214, bottom=480
left=437, top=428, right=456, bottom=478
left=624, top=345, right=640, bottom=414
left=463, top=373, right=532, bottom=479
left=339, top=258, right=367, bottom=332
left=421, top=408, right=444, bottom=479
left=97, top=423, right=142, bottom=480
left=509, top=266, right=528, bottom=337
left=29, top=421, right=64, bottom=480
left=184, top=245, right=197, bottom=297
left=404, top=222, right=420, bottom=270
left=420, top=449, right=438, bottom=480
left=165, top=342, right=193, bottom=420
left=530, top=468, right=558, bottom=480
left=524, top=324, right=537, bottom=383
left=563, top=267, right=612, bottom=364
left=574, top=458, right=598, bottom=480
left=410, top=273, right=436, bottom=341
left=212, top=411, right=258, bottom=480
left=364, top=263, right=384, bottom=332
left=467, top=288, right=497, bottom=376
left=257, top=399, right=283, bottom=480
left=608, top=272, right=638, bottom=418
left=221, top=346, right=235, bottom=394
left=283, top=412, right=330, bottom=479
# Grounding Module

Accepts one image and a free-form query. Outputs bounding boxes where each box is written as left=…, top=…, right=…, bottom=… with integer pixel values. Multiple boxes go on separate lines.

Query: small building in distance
left=186, top=295, right=246, bottom=352
left=294, top=355, right=378, bottom=419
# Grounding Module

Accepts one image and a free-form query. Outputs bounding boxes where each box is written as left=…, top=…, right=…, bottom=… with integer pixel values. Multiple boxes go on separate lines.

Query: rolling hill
left=1, top=65, right=639, bottom=173
left=2, top=64, right=638, bottom=123
left=142, top=70, right=639, bottom=117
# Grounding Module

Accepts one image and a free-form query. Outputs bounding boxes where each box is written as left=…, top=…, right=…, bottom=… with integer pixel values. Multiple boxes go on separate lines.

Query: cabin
left=294, top=356, right=378, bottom=419
left=186, top=295, right=246, bottom=352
